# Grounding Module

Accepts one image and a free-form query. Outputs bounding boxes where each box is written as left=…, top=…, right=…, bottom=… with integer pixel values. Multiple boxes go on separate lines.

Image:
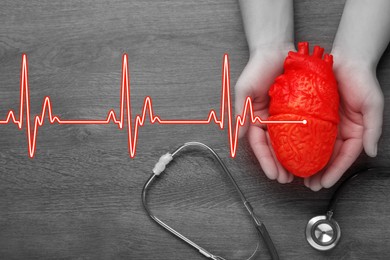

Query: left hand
left=304, top=56, right=384, bottom=191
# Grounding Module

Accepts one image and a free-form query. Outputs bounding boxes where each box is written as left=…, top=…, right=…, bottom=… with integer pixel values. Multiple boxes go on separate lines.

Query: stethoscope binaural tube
left=142, top=141, right=279, bottom=260
left=305, top=167, right=389, bottom=251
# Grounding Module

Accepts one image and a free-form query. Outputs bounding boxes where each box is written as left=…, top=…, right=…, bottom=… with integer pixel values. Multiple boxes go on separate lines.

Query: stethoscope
left=142, top=141, right=280, bottom=260
left=305, top=167, right=389, bottom=251
left=142, top=142, right=388, bottom=259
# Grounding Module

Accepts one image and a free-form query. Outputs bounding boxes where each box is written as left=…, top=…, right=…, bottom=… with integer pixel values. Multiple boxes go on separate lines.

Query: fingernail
left=373, top=143, right=378, bottom=157
left=321, top=178, right=334, bottom=189
left=304, top=178, right=310, bottom=188
left=311, top=184, right=322, bottom=192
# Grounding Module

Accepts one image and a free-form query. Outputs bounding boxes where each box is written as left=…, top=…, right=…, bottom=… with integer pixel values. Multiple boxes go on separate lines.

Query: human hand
left=304, top=0, right=390, bottom=191
left=304, top=56, right=384, bottom=191
left=235, top=44, right=296, bottom=183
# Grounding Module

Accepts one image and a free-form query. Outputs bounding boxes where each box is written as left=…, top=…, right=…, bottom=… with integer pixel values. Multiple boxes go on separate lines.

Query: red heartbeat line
left=0, top=54, right=305, bottom=158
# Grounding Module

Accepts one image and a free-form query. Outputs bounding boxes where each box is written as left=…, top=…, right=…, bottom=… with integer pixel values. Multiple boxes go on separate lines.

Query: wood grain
left=0, top=0, right=389, bottom=259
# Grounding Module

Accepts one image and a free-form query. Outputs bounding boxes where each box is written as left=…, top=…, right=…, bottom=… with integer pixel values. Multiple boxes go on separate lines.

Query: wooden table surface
left=1, top=0, right=389, bottom=259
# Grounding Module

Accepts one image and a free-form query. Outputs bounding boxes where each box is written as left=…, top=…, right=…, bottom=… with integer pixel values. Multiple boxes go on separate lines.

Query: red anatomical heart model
left=268, top=42, right=339, bottom=178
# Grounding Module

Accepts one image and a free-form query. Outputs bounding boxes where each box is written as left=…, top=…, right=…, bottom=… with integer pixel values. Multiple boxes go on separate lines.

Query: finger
left=362, top=89, right=384, bottom=157
left=252, top=108, right=269, bottom=130
left=287, top=173, right=294, bottom=183
left=304, top=178, right=311, bottom=188
left=248, top=126, right=279, bottom=180
left=321, top=138, right=363, bottom=188
left=235, top=61, right=257, bottom=139
left=306, top=170, right=325, bottom=191
left=277, top=168, right=293, bottom=184
left=265, top=132, right=291, bottom=184
left=305, top=137, right=343, bottom=190
left=329, top=138, right=344, bottom=165
left=235, top=83, right=253, bottom=138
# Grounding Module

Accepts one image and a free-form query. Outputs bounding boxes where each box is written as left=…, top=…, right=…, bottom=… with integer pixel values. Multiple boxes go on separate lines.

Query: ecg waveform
left=0, top=54, right=305, bottom=158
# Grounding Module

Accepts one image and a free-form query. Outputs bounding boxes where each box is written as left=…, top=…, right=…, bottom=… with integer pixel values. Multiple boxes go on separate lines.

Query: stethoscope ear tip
left=305, top=215, right=341, bottom=251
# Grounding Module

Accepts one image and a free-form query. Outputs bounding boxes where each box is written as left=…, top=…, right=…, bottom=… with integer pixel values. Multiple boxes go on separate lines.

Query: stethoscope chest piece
left=305, top=215, right=341, bottom=251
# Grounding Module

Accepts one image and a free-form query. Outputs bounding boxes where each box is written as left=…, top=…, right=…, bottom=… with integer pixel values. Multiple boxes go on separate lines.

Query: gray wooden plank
left=0, top=0, right=389, bottom=259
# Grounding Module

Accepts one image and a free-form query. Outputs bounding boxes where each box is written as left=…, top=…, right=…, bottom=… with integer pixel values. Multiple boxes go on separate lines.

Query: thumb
left=362, top=82, right=384, bottom=157
left=234, top=76, right=254, bottom=139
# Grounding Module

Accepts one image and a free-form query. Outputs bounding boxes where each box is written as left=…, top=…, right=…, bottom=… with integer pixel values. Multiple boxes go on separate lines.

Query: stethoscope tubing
left=307, top=166, right=390, bottom=251
left=142, top=141, right=279, bottom=260
left=327, top=167, right=389, bottom=217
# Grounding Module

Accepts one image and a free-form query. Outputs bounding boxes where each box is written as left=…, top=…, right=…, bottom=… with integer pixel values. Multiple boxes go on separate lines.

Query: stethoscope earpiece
left=305, top=215, right=341, bottom=251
